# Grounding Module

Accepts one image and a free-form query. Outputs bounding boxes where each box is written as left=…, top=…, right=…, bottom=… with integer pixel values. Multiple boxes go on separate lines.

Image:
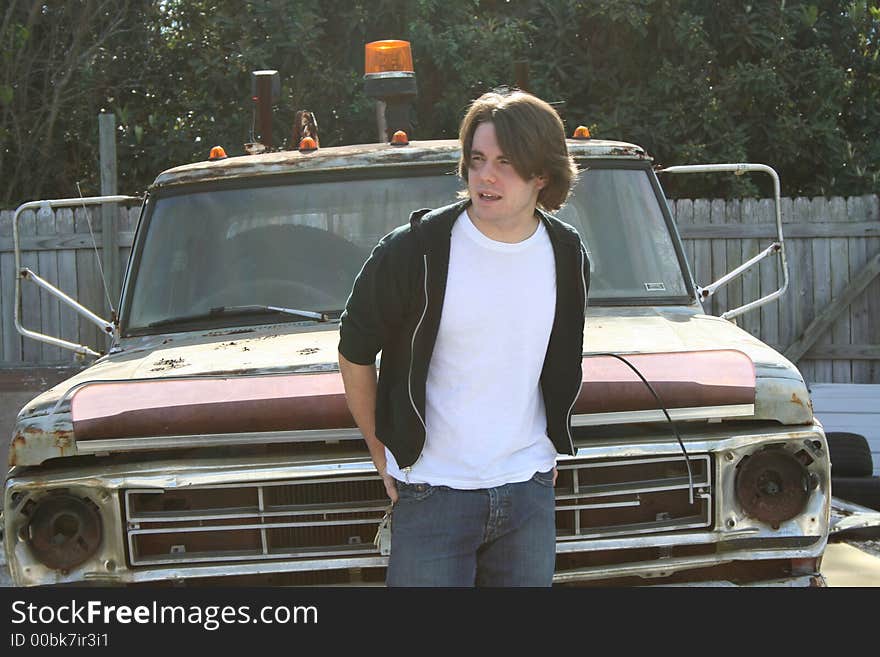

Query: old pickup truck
left=2, top=124, right=830, bottom=586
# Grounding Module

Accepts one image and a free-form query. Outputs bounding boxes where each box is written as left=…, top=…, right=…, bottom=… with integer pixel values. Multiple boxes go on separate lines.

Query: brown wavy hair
left=458, top=90, right=578, bottom=211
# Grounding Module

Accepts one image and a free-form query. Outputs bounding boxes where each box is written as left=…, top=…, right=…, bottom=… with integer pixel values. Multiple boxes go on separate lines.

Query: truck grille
left=124, top=476, right=388, bottom=566
left=122, top=455, right=712, bottom=569
left=556, top=455, right=712, bottom=540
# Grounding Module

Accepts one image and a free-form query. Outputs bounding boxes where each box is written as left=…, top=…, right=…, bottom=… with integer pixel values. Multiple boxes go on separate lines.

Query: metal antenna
left=76, top=182, right=116, bottom=315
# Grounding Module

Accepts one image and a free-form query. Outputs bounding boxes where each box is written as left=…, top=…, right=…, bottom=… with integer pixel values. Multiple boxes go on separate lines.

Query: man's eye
left=499, top=159, right=510, bottom=165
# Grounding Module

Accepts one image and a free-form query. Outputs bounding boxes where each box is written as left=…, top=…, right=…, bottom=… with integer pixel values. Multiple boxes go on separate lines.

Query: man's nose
left=480, top=161, right=497, bottom=183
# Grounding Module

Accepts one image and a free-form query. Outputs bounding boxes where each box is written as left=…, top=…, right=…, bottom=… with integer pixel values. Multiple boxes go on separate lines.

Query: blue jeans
left=386, top=470, right=556, bottom=587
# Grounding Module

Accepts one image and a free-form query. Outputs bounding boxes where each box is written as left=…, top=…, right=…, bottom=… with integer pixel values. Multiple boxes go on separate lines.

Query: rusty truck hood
left=9, top=306, right=812, bottom=466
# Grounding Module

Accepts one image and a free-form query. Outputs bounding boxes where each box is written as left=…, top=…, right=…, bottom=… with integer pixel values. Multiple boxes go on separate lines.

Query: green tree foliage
left=1, top=0, right=877, bottom=205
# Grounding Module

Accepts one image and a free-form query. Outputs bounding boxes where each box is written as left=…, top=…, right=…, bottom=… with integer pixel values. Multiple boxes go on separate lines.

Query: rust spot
left=54, top=431, right=73, bottom=450
left=205, top=328, right=255, bottom=337
left=149, top=357, right=186, bottom=372
left=790, top=393, right=805, bottom=407
left=10, top=434, right=27, bottom=466
left=608, top=146, right=645, bottom=157
left=298, top=347, right=319, bottom=356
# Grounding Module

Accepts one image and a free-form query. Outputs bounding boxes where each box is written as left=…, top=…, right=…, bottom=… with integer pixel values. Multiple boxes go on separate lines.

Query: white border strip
left=572, top=404, right=754, bottom=427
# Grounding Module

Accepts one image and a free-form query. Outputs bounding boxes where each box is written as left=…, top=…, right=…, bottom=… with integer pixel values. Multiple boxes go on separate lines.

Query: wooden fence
left=1, top=195, right=878, bottom=385
left=670, top=194, right=879, bottom=385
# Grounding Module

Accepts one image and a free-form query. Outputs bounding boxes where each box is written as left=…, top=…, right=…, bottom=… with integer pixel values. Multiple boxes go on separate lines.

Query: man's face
left=467, top=121, right=545, bottom=226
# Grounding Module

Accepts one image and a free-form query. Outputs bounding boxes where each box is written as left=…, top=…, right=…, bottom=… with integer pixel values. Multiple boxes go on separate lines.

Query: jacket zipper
left=403, top=254, right=430, bottom=482
left=564, top=245, right=587, bottom=455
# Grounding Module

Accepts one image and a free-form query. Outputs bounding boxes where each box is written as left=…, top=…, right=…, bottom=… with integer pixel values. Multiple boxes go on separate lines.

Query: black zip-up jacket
left=338, top=199, right=590, bottom=470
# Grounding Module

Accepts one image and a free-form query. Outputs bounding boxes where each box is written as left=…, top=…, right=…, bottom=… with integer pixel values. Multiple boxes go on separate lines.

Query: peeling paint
left=55, top=432, right=72, bottom=450
left=205, top=328, right=256, bottom=337
left=149, top=357, right=186, bottom=372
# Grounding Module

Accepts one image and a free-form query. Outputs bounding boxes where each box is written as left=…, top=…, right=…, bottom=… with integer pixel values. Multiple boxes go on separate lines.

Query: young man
left=337, top=90, right=590, bottom=586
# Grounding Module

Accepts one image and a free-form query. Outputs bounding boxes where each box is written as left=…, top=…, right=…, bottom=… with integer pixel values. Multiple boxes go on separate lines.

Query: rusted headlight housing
left=734, top=448, right=811, bottom=529
left=26, top=493, right=102, bottom=570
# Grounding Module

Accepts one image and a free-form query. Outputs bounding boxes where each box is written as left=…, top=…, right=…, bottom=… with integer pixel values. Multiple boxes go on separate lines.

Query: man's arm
left=338, top=351, right=398, bottom=502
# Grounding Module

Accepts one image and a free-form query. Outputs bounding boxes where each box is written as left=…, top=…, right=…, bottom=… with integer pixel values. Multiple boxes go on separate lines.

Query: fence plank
left=673, top=199, right=697, bottom=291
left=828, top=197, right=852, bottom=383
left=725, top=199, right=743, bottom=322
left=74, top=207, right=106, bottom=354
left=777, top=198, right=797, bottom=365
left=848, top=197, right=871, bottom=383
left=677, top=221, right=880, bottom=239
left=756, top=198, right=780, bottom=350
left=100, top=113, right=120, bottom=312
left=693, top=199, right=712, bottom=313
left=739, top=198, right=761, bottom=339
left=117, top=206, right=139, bottom=305
left=19, top=209, right=41, bottom=362
left=790, top=197, right=814, bottom=383
left=864, top=194, right=880, bottom=383
left=0, top=232, right=135, bottom=253
left=806, top=345, right=880, bottom=359
left=36, top=205, right=62, bottom=362
left=0, top=210, right=20, bottom=362
left=0, top=212, right=7, bottom=358
left=810, top=197, right=833, bottom=383
left=56, top=208, right=80, bottom=359
left=709, top=199, right=728, bottom=316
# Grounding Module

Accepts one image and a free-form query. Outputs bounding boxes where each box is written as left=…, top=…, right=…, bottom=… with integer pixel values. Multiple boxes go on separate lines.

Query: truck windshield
left=124, top=166, right=689, bottom=334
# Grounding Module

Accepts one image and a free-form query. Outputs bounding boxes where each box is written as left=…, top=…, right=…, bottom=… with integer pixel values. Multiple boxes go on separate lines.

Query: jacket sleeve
left=338, top=228, right=413, bottom=365
left=581, top=241, right=592, bottom=314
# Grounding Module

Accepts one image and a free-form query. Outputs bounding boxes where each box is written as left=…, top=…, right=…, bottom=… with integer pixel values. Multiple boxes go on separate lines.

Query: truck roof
left=152, top=138, right=650, bottom=189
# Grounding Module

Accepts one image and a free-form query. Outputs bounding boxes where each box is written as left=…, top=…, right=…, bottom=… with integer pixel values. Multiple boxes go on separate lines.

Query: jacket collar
left=409, top=198, right=581, bottom=254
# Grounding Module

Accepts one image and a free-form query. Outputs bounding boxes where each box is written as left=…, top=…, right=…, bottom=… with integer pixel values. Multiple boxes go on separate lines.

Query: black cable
left=591, top=352, right=695, bottom=505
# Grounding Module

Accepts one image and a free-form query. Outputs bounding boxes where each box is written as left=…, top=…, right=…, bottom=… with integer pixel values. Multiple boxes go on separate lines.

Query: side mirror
left=658, top=164, right=789, bottom=320
left=12, top=196, right=142, bottom=357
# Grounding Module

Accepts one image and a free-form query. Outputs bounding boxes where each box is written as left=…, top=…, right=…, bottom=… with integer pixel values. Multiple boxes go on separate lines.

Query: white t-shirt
left=385, top=209, right=558, bottom=488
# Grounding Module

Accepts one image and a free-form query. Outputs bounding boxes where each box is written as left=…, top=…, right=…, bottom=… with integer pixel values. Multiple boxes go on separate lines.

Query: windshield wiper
left=147, top=304, right=328, bottom=328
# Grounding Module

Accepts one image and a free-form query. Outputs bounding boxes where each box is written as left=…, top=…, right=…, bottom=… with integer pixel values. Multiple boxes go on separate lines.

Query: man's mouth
left=478, top=192, right=502, bottom=201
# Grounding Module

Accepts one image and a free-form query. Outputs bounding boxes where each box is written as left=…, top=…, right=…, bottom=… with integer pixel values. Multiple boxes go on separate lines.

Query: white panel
left=810, top=383, right=880, bottom=476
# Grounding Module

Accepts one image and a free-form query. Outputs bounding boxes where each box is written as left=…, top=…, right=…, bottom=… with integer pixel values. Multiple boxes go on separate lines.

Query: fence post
left=99, top=112, right=119, bottom=317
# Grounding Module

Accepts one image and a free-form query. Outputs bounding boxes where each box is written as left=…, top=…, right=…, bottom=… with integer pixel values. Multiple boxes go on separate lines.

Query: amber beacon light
left=363, top=40, right=418, bottom=143
left=390, top=130, right=409, bottom=146
left=365, top=40, right=414, bottom=76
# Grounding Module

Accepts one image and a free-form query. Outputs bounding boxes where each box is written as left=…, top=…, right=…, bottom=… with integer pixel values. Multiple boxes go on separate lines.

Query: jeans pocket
left=395, top=481, right=437, bottom=502
left=531, top=469, right=555, bottom=488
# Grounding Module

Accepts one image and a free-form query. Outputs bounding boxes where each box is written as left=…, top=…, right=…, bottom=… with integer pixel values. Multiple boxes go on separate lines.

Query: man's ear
left=535, top=174, right=549, bottom=190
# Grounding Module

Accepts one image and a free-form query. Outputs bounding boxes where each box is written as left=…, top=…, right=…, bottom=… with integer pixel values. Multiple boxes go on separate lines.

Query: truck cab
left=2, top=133, right=830, bottom=586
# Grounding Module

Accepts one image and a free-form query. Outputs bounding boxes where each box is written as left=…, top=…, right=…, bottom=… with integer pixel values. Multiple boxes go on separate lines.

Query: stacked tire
left=828, top=432, right=880, bottom=511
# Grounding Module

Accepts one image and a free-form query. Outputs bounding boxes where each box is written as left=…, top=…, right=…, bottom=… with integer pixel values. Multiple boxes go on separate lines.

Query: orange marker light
left=365, top=40, right=414, bottom=75
left=572, top=126, right=591, bottom=140
left=298, top=137, right=317, bottom=152
left=208, top=146, right=228, bottom=160
left=390, top=130, right=409, bottom=145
